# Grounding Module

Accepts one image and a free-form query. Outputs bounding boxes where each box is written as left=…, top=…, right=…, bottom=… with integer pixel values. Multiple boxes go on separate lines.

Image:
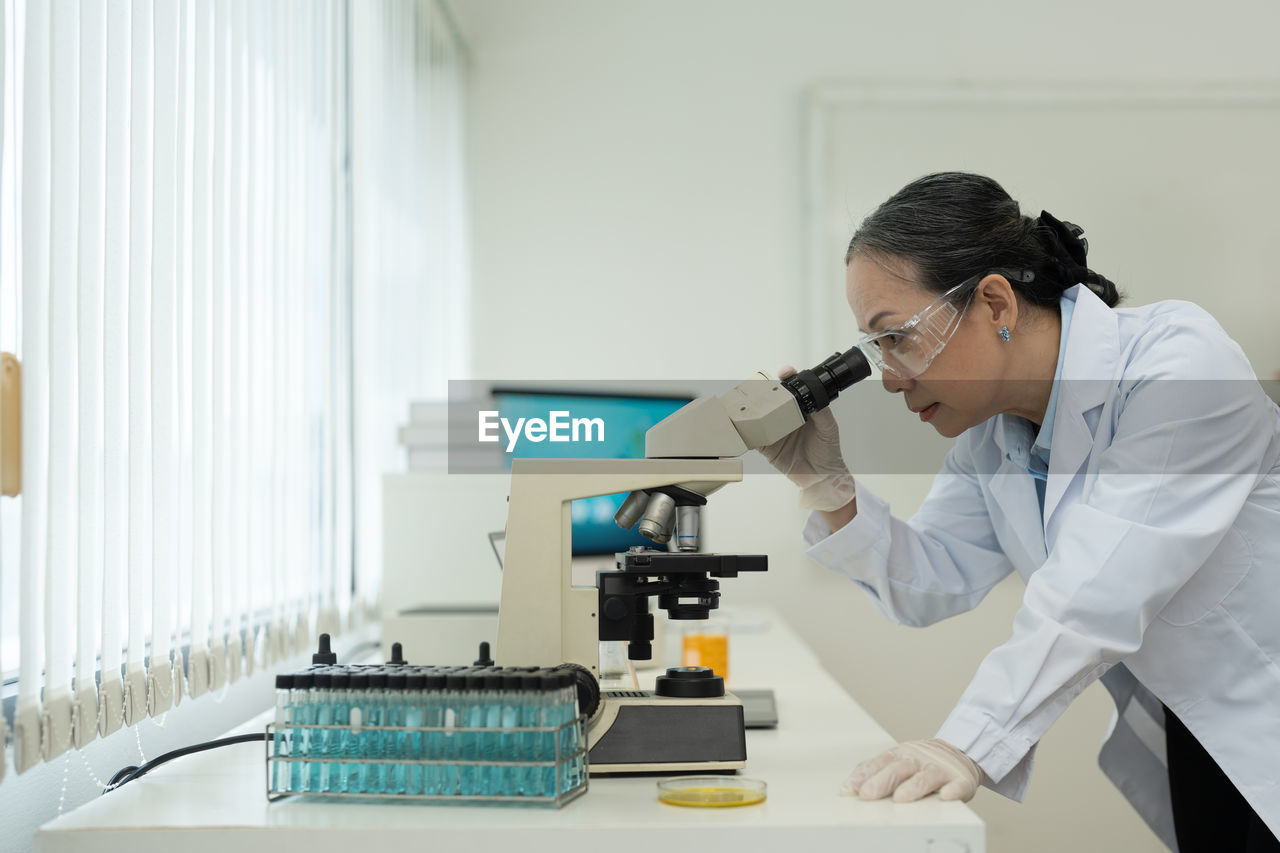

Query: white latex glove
left=840, top=738, right=983, bottom=803
left=757, top=365, right=854, bottom=512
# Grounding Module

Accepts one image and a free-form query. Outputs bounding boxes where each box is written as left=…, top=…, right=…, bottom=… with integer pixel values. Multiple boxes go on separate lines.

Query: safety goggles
left=857, top=269, right=1033, bottom=379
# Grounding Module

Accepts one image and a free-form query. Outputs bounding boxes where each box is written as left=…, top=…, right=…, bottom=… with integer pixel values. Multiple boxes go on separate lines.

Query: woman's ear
left=974, top=273, right=1019, bottom=334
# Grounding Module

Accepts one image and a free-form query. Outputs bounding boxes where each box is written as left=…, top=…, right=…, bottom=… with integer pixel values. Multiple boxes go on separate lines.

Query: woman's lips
left=918, top=402, right=940, bottom=423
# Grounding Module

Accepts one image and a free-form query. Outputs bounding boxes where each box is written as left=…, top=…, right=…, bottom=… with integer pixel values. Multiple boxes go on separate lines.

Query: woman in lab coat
left=764, top=172, right=1280, bottom=852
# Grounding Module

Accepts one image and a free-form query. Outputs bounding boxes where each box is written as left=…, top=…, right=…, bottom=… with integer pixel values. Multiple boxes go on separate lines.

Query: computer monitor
left=489, top=388, right=692, bottom=555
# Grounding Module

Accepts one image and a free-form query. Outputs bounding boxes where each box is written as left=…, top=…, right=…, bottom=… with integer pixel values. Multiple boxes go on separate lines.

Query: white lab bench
left=34, top=609, right=984, bottom=853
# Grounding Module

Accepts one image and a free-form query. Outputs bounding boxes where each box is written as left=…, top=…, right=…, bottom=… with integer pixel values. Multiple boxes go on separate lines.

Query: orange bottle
left=681, top=621, right=729, bottom=684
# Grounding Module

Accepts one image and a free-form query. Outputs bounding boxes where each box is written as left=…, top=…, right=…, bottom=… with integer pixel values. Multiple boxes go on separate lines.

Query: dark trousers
left=1164, top=706, right=1279, bottom=853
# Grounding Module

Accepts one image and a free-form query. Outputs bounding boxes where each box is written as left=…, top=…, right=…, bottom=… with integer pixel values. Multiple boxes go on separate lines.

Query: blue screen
left=491, top=391, right=689, bottom=554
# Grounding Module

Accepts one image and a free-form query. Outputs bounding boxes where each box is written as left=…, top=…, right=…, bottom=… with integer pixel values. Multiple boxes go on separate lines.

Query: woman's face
left=846, top=253, right=1013, bottom=438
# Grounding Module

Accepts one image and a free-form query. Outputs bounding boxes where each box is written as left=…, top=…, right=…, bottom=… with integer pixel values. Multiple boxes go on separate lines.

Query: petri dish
left=657, top=776, right=767, bottom=807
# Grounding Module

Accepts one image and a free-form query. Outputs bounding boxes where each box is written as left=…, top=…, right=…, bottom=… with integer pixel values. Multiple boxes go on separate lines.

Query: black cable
left=103, top=733, right=267, bottom=794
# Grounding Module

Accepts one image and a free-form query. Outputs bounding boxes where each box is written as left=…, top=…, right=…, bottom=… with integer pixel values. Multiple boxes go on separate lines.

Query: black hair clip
left=1038, top=210, right=1089, bottom=266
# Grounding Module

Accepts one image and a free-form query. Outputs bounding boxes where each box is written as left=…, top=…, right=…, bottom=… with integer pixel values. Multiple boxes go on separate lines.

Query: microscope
left=495, top=348, right=870, bottom=773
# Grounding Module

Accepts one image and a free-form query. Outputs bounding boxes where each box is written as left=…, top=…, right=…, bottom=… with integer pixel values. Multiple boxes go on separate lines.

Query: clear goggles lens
left=857, top=275, right=992, bottom=380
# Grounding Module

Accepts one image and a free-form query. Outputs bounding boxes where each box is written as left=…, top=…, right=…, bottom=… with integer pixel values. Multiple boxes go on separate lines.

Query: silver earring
left=999, top=326, right=1011, bottom=342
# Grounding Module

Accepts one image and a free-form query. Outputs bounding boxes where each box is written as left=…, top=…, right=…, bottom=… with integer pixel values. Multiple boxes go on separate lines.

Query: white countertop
left=35, top=608, right=984, bottom=853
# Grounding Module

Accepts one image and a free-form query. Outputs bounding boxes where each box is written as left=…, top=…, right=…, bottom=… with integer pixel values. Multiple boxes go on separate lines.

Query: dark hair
left=845, top=172, right=1121, bottom=309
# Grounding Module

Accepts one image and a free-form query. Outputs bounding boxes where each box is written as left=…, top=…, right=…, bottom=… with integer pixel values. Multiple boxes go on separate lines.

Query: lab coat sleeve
left=803, top=440, right=1016, bottom=628
left=935, top=318, right=1278, bottom=800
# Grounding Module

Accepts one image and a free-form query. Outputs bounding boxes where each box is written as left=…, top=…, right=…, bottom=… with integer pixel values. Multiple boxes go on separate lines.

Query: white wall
left=458, top=0, right=1280, bottom=380
left=453, top=2, right=1280, bottom=851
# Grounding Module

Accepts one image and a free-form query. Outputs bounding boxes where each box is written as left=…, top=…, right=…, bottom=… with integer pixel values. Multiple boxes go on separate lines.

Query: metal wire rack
left=265, top=718, right=588, bottom=808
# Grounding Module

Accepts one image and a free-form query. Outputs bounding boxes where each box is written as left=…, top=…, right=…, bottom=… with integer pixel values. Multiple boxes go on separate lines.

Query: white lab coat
left=804, top=284, right=1280, bottom=848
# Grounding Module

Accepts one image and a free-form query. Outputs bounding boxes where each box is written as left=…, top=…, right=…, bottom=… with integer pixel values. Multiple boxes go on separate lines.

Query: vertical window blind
left=0, top=0, right=469, bottom=780
left=349, top=0, right=470, bottom=592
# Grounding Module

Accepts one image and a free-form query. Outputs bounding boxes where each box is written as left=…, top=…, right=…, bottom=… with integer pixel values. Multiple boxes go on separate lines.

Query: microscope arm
left=643, top=376, right=803, bottom=459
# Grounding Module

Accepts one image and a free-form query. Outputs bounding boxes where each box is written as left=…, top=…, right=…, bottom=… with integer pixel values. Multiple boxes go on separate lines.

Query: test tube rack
left=266, top=661, right=588, bottom=808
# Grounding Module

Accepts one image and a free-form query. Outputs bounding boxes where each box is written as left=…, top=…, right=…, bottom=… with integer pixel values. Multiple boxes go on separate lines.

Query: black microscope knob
left=654, top=666, right=725, bottom=698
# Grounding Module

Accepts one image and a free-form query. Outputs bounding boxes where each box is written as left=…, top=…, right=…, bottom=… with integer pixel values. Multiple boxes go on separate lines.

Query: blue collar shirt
left=1027, top=295, right=1075, bottom=514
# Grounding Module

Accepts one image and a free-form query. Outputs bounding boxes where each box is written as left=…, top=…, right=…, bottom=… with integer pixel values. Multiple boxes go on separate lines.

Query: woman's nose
left=881, top=370, right=912, bottom=394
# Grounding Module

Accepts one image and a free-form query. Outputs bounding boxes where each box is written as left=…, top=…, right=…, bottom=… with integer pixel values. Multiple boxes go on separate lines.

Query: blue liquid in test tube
left=312, top=669, right=334, bottom=792
left=366, top=669, right=389, bottom=794
left=328, top=670, right=351, bottom=793
left=385, top=670, right=407, bottom=794
left=290, top=671, right=315, bottom=792
left=537, top=672, right=561, bottom=797
left=479, top=672, right=505, bottom=796
left=441, top=672, right=468, bottom=796
left=273, top=673, right=293, bottom=793
left=498, top=671, right=520, bottom=796
left=403, top=671, right=426, bottom=795
left=460, top=672, right=487, bottom=796
left=516, top=670, right=543, bottom=798
left=423, top=671, right=446, bottom=795
left=347, top=670, right=370, bottom=793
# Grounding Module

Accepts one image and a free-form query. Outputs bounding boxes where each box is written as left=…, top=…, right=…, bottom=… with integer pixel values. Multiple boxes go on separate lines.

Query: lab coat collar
left=985, top=285, right=1117, bottom=565
left=1042, top=285, right=1120, bottom=526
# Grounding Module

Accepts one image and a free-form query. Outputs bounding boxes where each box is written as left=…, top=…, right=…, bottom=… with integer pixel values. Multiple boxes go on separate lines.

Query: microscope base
left=586, top=691, right=748, bottom=774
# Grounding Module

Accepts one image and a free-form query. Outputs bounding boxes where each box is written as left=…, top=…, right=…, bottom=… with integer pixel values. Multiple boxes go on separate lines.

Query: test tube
left=441, top=672, right=468, bottom=796
left=537, top=672, right=560, bottom=797
left=403, top=670, right=426, bottom=795
left=460, top=671, right=486, bottom=796
left=516, top=671, right=542, bottom=797
left=347, top=670, right=370, bottom=793
left=498, top=671, right=520, bottom=796
left=290, top=671, right=315, bottom=793
left=386, top=670, right=408, bottom=794
left=423, top=670, right=447, bottom=796
left=480, top=672, right=505, bottom=796
left=312, top=668, right=334, bottom=792
left=367, top=669, right=389, bottom=793
left=329, top=669, right=351, bottom=793
left=273, top=673, right=293, bottom=793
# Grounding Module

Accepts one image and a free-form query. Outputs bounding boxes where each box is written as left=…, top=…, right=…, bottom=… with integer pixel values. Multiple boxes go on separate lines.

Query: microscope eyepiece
left=781, top=346, right=871, bottom=417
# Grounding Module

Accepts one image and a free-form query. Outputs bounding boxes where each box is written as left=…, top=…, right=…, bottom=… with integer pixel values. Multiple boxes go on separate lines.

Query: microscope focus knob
left=602, top=597, right=628, bottom=621
left=655, top=666, right=725, bottom=699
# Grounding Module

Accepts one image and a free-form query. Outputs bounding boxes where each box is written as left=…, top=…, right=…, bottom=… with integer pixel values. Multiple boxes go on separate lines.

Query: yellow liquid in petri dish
left=658, top=786, right=767, bottom=807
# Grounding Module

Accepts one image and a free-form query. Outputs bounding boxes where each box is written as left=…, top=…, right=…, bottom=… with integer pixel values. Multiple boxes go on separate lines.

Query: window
left=0, top=0, right=469, bottom=782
